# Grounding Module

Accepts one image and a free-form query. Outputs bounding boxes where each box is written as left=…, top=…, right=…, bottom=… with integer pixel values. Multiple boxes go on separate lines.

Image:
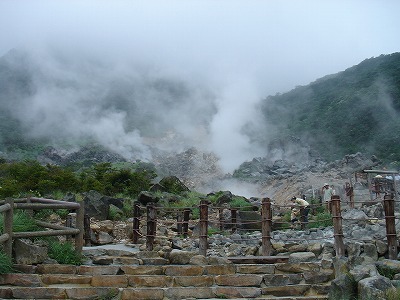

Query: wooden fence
left=0, top=193, right=398, bottom=262
left=0, top=197, right=84, bottom=257
left=131, top=194, right=399, bottom=259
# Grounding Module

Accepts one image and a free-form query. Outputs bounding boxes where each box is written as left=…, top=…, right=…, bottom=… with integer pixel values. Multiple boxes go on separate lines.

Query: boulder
left=328, top=273, right=357, bottom=300
left=288, top=252, right=316, bottom=263
left=358, top=275, right=396, bottom=300
left=159, top=176, right=190, bottom=194
left=14, top=239, right=48, bottom=265
left=83, top=190, right=124, bottom=220
left=137, top=191, right=159, bottom=206
left=169, top=250, right=197, bottom=264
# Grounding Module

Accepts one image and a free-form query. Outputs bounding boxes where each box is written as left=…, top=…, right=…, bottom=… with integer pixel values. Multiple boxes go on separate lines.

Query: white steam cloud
left=1, top=0, right=399, bottom=173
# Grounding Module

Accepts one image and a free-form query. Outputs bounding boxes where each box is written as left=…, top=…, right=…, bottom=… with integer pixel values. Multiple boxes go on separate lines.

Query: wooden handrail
left=13, top=229, right=79, bottom=238
left=15, top=203, right=80, bottom=210
left=0, top=197, right=84, bottom=260
left=0, top=203, right=11, bottom=213
left=0, top=233, right=9, bottom=243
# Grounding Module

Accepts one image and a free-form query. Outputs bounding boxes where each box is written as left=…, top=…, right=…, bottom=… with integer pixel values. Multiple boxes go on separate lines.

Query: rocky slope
left=37, top=141, right=389, bottom=206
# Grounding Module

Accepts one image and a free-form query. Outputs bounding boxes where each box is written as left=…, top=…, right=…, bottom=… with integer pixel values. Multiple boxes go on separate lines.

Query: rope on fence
left=127, top=194, right=399, bottom=259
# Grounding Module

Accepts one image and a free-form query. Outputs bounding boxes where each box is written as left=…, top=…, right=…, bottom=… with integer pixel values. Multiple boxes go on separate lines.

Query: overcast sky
left=1, top=0, right=399, bottom=93
left=0, top=0, right=400, bottom=174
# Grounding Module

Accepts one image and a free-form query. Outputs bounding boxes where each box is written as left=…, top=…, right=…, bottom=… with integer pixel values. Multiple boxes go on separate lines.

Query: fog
left=0, top=0, right=400, bottom=175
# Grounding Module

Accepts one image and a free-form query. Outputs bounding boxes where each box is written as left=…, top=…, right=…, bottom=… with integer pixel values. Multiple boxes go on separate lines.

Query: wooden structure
left=0, top=197, right=84, bottom=258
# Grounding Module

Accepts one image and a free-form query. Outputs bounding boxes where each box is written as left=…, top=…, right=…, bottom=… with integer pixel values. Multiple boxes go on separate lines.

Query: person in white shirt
left=321, top=183, right=334, bottom=212
left=290, top=196, right=310, bottom=226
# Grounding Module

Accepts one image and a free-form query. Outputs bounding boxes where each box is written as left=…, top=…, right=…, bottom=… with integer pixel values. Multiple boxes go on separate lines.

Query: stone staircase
left=0, top=246, right=333, bottom=299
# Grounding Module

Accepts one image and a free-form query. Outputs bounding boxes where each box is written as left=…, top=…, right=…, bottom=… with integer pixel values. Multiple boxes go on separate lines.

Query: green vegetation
left=0, top=211, right=83, bottom=268
left=0, top=160, right=156, bottom=199
left=308, top=211, right=333, bottom=228
left=0, top=249, right=13, bottom=274
left=376, top=263, right=398, bottom=280
left=229, top=196, right=254, bottom=211
left=259, top=52, right=400, bottom=163
left=0, top=210, right=40, bottom=233
left=47, top=240, right=83, bottom=265
left=387, top=287, right=400, bottom=300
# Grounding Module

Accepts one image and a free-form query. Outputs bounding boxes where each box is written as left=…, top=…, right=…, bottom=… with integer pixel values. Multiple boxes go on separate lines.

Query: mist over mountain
left=257, top=52, right=400, bottom=163
left=1, top=49, right=399, bottom=176
left=1, top=47, right=400, bottom=201
left=1, top=48, right=272, bottom=172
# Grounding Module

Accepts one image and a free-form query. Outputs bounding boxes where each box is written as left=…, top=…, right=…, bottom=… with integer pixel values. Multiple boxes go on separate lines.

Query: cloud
left=1, top=0, right=399, bottom=172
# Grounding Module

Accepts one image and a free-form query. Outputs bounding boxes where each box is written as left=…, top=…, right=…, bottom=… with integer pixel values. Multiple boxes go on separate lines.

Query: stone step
left=5, top=262, right=333, bottom=286
left=0, top=286, right=120, bottom=299
left=257, top=297, right=328, bottom=300
left=1, top=261, right=332, bottom=299
left=0, top=273, right=332, bottom=288
left=261, top=283, right=331, bottom=297
left=228, top=255, right=290, bottom=264
left=13, top=261, right=325, bottom=275
left=0, top=286, right=329, bottom=299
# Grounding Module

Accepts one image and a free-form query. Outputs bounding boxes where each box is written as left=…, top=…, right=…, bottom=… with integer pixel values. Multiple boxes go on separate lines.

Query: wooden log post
left=261, top=198, right=272, bottom=256
left=383, top=193, right=397, bottom=260
left=183, top=208, right=190, bottom=238
left=4, top=198, right=13, bottom=258
left=65, top=214, right=72, bottom=237
left=331, top=195, right=345, bottom=257
left=74, top=202, right=84, bottom=254
left=146, top=202, right=157, bottom=251
left=218, top=207, right=224, bottom=231
left=132, top=201, right=140, bottom=244
left=83, top=214, right=91, bottom=246
left=300, top=207, right=306, bottom=230
left=26, top=196, right=33, bottom=217
left=177, top=212, right=183, bottom=235
left=231, top=208, right=237, bottom=234
left=199, top=200, right=209, bottom=256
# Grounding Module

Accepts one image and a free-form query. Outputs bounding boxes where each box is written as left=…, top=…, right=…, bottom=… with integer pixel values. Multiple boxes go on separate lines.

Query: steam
left=210, top=78, right=265, bottom=172
left=0, top=0, right=399, bottom=174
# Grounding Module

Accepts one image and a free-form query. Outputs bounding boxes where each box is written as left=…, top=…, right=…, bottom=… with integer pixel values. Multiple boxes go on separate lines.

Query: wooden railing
left=129, top=194, right=398, bottom=259
left=0, top=197, right=84, bottom=257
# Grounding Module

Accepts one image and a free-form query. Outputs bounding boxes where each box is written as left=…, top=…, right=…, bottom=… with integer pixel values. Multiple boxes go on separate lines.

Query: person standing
left=322, top=183, right=334, bottom=212
left=290, top=196, right=310, bottom=228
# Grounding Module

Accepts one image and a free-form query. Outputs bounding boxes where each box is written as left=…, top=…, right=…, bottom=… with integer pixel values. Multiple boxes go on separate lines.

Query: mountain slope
left=0, top=50, right=399, bottom=172
left=258, top=52, right=400, bottom=163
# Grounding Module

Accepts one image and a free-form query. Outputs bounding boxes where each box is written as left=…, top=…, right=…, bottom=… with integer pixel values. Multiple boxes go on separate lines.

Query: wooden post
left=177, top=212, right=183, bottom=235
left=65, top=214, right=73, bottom=241
left=183, top=208, right=190, bottom=238
left=83, top=214, right=91, bottom=246
left=261, top=198, right=272, bottom=256
left=331, top=195, right=345, bottom=257
left=300, top=207, right=306, bottom=230
left=218, top=207, right=224, bottom=231
left=392, top=173, right=399, bottom=203
left=199, top=200, right=209, bottom=256
left=4, top=198, right=13, bottom=258
left=383, top=193, right=397, bottom=259
left=231, top=208, right=237, bottom=234
left=146, top=202, right=156, bottom=251
left=367, top=173, right=373, bottom=202
left=74, top=202, right=84, bottom=254
left=132, top=201, right=140, bottom=244
left=26, top=196, right=33, bottom=217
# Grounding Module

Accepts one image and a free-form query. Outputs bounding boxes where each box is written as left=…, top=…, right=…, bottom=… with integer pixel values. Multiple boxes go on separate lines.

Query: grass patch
left=0, top=210, right=40, bottom=233
left=230, top=196, right=254, bottom=211
left=387, top=287, right=400, bottom=300
left=48, top=241, right=83, bottom=265
left=308, top=211, right=333, bottom=228
left=0, top=250, right=13, bottom=274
